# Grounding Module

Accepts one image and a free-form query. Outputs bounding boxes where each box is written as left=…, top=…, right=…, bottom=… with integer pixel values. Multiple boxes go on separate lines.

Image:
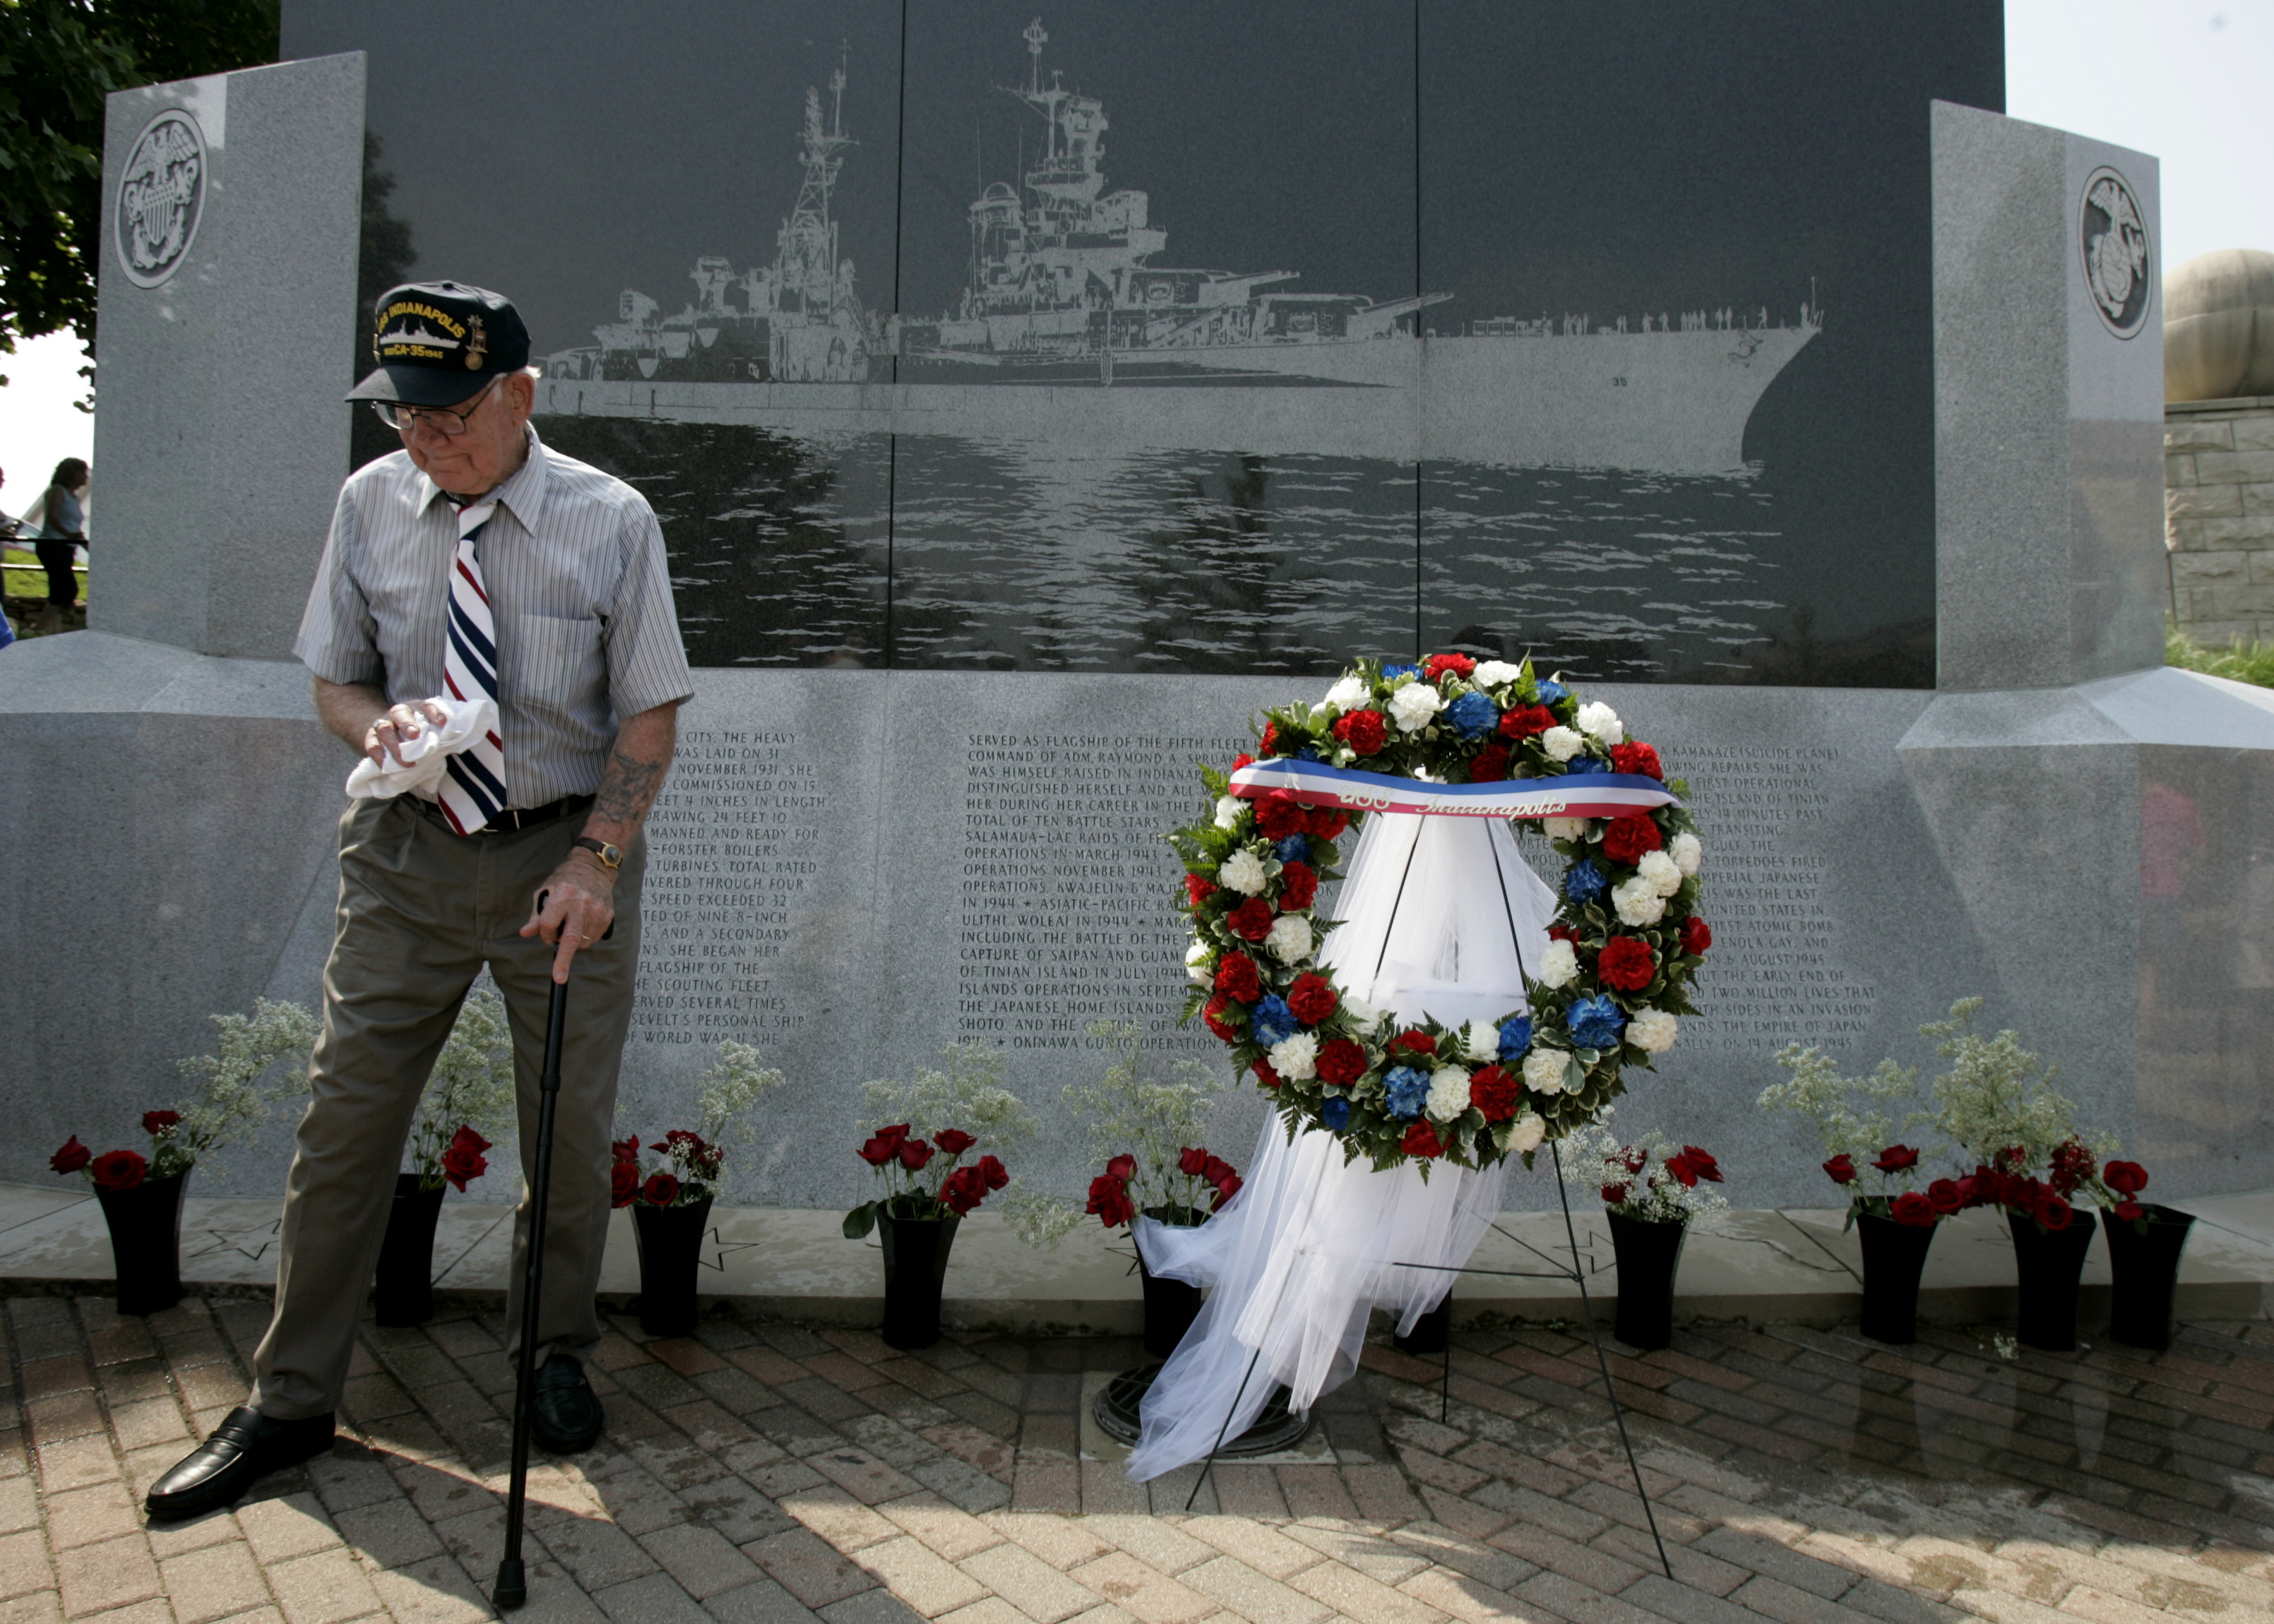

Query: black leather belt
left=411, top=794, right=593, bottom=835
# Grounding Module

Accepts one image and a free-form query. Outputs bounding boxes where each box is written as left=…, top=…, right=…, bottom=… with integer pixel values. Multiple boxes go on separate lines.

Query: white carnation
left=1613, top=876, right=1668, bottom=926
left=1215, top=795, right=1248, bottom=832
left=1627, top=1008, right=1679, bottom=1054
left=1504, top=1112, right=1547, bottom=1154
left=1537, top=940, right=1579, bottom=989
left=1343, top=994, right=1387, bottom=1035
left=1671, top=831, right=1702, bottom=877
left=1387, top=681, right=1443, bottom=732
left=1540, top=726, right=1584, bottom=762
left=1264, top=914, right=1312, bottom=965
left=1323, top=674, right=1369, bottom=710
left=1638, top=849, right=1683, bottom=897
left=1523, top=1049, right=1569, bottom=1095
left=1576, top=701, right=1624, bottom=744
left=1218, top=848, right=1269, bottom=897
left=1544, top=817, right=1591, bottom=842
left=1473, top=660, right=1523, bottom=688
left=1462, top=1020, right=1501, bottom=1064
left=1270, top=1032, right=1320, bottom=1081
left=1186, top=943, right=1214, bottom=985
left=1427, top=1065, right=1473, bottom=1122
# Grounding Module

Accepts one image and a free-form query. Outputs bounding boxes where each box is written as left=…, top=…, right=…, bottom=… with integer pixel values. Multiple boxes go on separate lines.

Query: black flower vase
left=631, top=1198, right=713, bottom=1338
left=1137, top=1252, right=1203, bottom=1359
left=374, top=1174, right=448, bottom=1327
left=2102, top=1204, right=2194, bottom=1352
left=878, top=1211, right=960, bottom=1351
left=95, top=1171, right=189, bottom=1317
left=1395, top=1298, right=1453, bottom=1356
left=1606, top=1210, right=1686, bottom=1351
left=2008, top=1210, right=2096, bottom=1351
left=1855, top=1211, right=1938, bottom=1344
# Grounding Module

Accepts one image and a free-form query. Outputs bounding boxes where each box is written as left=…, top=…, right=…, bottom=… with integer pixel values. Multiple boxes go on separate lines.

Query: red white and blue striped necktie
left=437, top=498, right=508, bottom=835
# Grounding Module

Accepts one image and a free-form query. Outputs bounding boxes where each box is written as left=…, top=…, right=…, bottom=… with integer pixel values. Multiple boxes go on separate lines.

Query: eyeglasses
left=370, top=375, right=502, bottom=437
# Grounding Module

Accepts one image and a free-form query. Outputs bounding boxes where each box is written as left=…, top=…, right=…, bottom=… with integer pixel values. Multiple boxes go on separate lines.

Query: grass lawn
left=2167, top=622, right=2274, bottom=689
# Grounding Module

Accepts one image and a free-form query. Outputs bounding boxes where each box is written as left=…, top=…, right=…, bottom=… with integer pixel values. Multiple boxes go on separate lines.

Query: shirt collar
left=418, top=421, right=550, bottom=532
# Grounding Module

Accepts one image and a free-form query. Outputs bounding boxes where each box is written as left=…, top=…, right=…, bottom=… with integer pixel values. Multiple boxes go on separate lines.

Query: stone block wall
left=2166, top=398, right=2274, bottom=643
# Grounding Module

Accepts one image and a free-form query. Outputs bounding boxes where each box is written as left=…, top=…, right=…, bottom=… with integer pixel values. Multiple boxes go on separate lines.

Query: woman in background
left=33, top=457, right=88, bottom=635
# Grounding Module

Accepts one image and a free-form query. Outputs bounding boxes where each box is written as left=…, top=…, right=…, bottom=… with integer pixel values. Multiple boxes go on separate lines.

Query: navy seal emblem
left=115, top=109, right=206, bottom=289
left=2080, top=166, right=2151, bottom=338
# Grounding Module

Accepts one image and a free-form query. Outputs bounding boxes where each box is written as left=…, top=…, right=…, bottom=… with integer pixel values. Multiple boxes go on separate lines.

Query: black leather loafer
left=529, top=1353, right=604, bottom=1454
left=145, top=1407, right=335, bottom=1520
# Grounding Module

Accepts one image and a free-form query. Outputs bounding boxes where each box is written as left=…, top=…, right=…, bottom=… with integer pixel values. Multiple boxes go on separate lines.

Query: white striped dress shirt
left=295, top=424, right=694, bottom=808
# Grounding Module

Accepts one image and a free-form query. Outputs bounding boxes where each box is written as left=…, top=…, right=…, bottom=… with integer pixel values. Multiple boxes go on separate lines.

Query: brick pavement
left=5, top=1291, right=2273, bottom=1623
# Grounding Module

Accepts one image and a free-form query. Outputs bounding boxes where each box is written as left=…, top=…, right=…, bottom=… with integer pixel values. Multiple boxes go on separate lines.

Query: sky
left=1, top=0, right=2268, bottom=530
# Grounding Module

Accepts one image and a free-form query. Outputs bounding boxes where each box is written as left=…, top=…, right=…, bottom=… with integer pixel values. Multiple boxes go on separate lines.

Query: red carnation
left=1315, top=1038, right=1367, bottom=1087
left=1179, top=1147, right=1210, bottom=1177
left=1331, top=709, right=1388, bottom=756
left=1203, top=995, right=1242, bottom=1041
left=1106, top=1154, right=1136, bottom=1182
left=1185, top=873, right=1215, bottom=908
left=1256, top=791, right=1307, bottom=840
left=1227, top=897, right=1275, bottom=942
left=1499, top=705, right=1556, bottom=741
left=1390, top=1029, right=1436, bottom=1056
left=1681, top=1147, right=1723, bottom=1183
left=1597, top=936, right=1657, bottom=992
left=1261, top=721, right=1279, bottom=755
left=1600, top=814, right=1665, bottom=864
left=1823, top=1154, right=1857, bottom=1186
left=90, top=1150, right=147, bottom=1191
left=1891, top=1191, right=1936, bottom=1229
left=1469, top=1065, right=1519, bottom=1122
left=1679, top=917, right=1712, bottom=956
left=898, top=1138, right=936, bottom=1171
left=1609, top=741, right=1664, bottom=780
left=2037, top=1193, right=2073, bottom=1231
left=935, top=1129, right=977, bottom=1156
left=1253, top=1059, right=1282, bottom=1089
left=1287, top=972, right=1337, bottom=1025
left=1214, top=954, right=1263, bottom=1003
left=1086, top=1174, right=1136, bottom=1228
left=859, top=1135, right=900, bottom=1166
left=611, top=1161, right=640, bottom=1207
left=977, top=1155, right=1008, bottom=1191
left=1232, top=753, right=1254, bottom=771
left=50, top=1137, right=91, bottom=1176
left=1871, top=1145, right=1919, bottom=1174
left=143, top=1110, right=181, bottom=1137
left=1400, top=1121, right=1445, bottom=1159
left=1468, top=744, right=1509, bottom=782
left=2103, top=1159, right=2148, bottom=1195
left=1548, top=923, right=1579, bottom=943
left=1927, top=1178, right=1965, bottom=1214
left=1306, top=808, right=1350, bottom=841
left=1424, top=652, right=1476, bottom=681
left=643, top=1172, right=681, bottom=1207
left=1278, top=861, right=1319, bottom=912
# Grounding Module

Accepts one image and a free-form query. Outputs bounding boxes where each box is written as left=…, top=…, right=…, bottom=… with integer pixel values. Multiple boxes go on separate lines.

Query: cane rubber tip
left=493, top=1558, right=527, bottom=1610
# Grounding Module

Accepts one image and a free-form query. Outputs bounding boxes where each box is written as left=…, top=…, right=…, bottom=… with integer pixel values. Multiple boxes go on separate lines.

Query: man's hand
left=364, top=699, right=451, bottom=767
left=520, top=849, right=618, bottom=983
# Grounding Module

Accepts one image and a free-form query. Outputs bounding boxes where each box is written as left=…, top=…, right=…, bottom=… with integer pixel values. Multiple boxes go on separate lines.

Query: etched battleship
left=536, top=20, right=1821, bottom=474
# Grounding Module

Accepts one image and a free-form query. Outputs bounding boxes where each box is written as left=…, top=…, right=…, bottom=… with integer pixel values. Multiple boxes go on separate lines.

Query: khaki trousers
left=251, top=795, right=645, bottom=1419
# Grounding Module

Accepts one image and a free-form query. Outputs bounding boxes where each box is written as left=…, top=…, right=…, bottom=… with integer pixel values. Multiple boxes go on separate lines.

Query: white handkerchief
left=343, top=695, right=499, bottom=801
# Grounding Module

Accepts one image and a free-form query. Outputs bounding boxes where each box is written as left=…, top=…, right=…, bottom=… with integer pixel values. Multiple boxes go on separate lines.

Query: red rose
left=2037, top=1193, right=2073, bottom=1231
left=1609, top=741, right=1663, bottom=780
left=610, top=1162, right=640, bottom=1207
left=2003, top=1174, right=2045, bottom=1209
left=1469, top=1065, right=1519, bottom=1122
left=859, top=1135, right=899, bottom=1166
left=1468, top=744, right=1510, bottom=782
left=1602, top=1182, right=1631, bottom=1206
left=1871, top=1145, right=1919, bottom=1174
left=1086, top=1174, right=1136, bottom=1228
left=1106, top=1154, right=1136, bottom=1182
left=90, top=1150, right=147, bottom=1191
left=935, top=1129, right=977, bottom=1156
left=1185, top=873, right=1215, bottom=908
left=1253, top=1059, right=1282, bottom=1089
left=1597, top=936, right=1656, bottom=992
left=50, top=1136, right=91, bottom=1176
left=2049, top=1138, right=2096, bottom=1196
left=1390, top=1029, right=1436, bottom=1056
left=1679, top=917, right=1712, bottom=956
left=977, top=1154, right=1008, bottom=1191
left=1891, top=1191, right=1936, bottom=1229
left=1278, top=861, right=1319, bottom=912
left=1664, top=1154, right=1700, bottom=1189
left=440, top=1141, right=487, bottom=1193
left=876, top=1125, right=910, bottom=1151
left=1823, top=1154, right=1857, bottom=1186
left=612, top=1135, right=641, bottom=1164
left=1498, top=705, right=1556, bottom=741
left=1227, top=897, right=1275, bottom=941
left=2114, top=1199, right=2143, bottom=1223
left=1926, top=1179, right=1963, bottom=1213
left=1332, top=709, right=1388, bottom=756
left=1681, top=1147, right=1722, bottom=1183
left=643, top=1172, right=681, bottom=1207
left=940, top=1167, right=987, bottom=1217
left=1202, top=1155, right=1234, bottom=1187
left=1256, top=791, right=1307, bottom=840
left=1179, top=1147, right=1210, bottom=1177
left=1600, top=814, right=1665, bottom=865
left=1261, top=721, right=1279, bottom=755
left=1203, top=996, right=1242, bottom=1040
left=1286, top=972, right=1337, bottom=1025
left=2103, top=1160, right=2148, bottom=1195
left=1306, top=808, right=1350, bottom=841
left=898, top=1138, right=936, bottom=1171
left=452, top=1126, right=493, bottom=1154
left=1210, top=1175, right=1242, bottom=1210
left=1424, top=652, right=1476, bottom=681
left=1315, top=1038, right=1366, bottom=1087
left=143, top=1111, right=181, bottom=1137
left=1214, top=954, right=1263, bottom=1003
left=1400, top=1121, right=1445, bottom=1159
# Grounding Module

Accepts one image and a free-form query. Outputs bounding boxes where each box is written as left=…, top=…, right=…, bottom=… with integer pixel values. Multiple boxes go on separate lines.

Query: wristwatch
left=573, top=837, right=623, bottom=871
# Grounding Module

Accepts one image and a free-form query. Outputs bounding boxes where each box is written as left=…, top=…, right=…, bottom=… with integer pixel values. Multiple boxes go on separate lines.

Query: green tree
left=0, top=0, right=278, bottom=388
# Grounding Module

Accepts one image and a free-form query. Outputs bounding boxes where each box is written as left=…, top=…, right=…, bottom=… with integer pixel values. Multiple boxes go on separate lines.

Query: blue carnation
left=1320, top=1097, right=1352, bottom=1131
left=1535, top=679, right=1568, bottom=705
left=1445, top=691, right=1499, bottom=739
left=1499, top=1016, right=1532, bottom=1061
left=1566, top=994, right=1626, bottom=1051
left=1383, top=1065, right=1431, bottom=1119
left=1252, top=995, right=1299, bottom=1048
left=1561, top=754, right=1609, bottom=777
left=1382, top=662, right=1422, bottom=681
left=1565, top=858, right=1608, bottom=904
left=1273, top=834, right=1310, bottom=865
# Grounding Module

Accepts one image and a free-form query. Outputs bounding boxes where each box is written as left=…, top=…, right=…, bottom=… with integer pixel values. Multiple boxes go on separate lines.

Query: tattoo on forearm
left=593, top=746, right=670, bottom=831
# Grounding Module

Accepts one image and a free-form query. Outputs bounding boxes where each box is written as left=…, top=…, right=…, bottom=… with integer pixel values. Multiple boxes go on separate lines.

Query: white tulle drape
left=1127, top=812, right=1559, bottom=1481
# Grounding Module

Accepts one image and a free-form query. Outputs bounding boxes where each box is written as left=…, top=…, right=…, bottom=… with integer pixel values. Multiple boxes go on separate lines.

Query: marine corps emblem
left=2080, top=165, right=2150, bottom=339
left=115, top=109, right=207, bottom=289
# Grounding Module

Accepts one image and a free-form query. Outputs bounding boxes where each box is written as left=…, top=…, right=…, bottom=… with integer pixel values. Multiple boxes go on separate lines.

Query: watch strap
left=573, top=836, right=622, bottom=870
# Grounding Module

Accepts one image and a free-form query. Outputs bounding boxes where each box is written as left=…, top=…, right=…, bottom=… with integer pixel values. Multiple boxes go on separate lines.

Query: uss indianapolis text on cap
left=346, top=281, right=532, bottom=408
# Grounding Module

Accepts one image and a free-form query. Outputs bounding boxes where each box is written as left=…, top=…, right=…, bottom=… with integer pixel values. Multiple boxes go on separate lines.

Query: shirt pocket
left=502, top=611, right=606, bottom=717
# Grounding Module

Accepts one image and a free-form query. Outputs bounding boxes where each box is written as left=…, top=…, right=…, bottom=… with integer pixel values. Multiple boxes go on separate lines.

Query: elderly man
left=146, top=282, right=693, bottom=1519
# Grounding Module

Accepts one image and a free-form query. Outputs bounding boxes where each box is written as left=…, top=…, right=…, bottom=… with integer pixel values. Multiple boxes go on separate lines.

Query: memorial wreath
left=1171, top=655, right=1709, bottom=1173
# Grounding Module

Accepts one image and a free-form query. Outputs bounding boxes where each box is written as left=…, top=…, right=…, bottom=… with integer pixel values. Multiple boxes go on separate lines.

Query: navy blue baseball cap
left=347, top=280, right=531, bottom=407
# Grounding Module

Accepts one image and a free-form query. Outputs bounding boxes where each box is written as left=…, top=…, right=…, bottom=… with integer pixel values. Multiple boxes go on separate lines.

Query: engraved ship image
left=537, top=20, right=1821, bottom=474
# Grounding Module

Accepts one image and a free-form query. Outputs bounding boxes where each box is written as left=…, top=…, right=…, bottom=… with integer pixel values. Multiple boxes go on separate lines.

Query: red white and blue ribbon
left=1229, top=757, right=1679, bottom=821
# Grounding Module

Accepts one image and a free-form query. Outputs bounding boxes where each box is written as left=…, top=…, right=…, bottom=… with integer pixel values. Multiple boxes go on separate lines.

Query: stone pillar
left=2165, top=398, right=2274, bottom=645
